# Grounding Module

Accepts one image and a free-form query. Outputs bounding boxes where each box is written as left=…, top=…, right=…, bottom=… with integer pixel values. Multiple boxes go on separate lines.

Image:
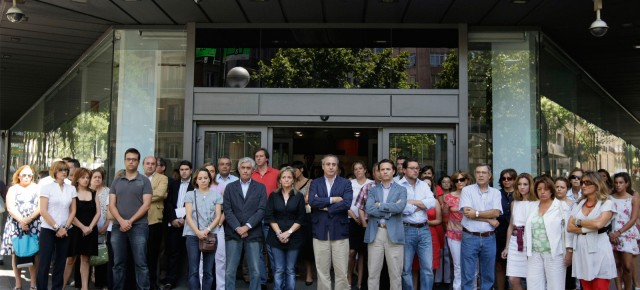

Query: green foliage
left=256, top=48, right=417, bottom=89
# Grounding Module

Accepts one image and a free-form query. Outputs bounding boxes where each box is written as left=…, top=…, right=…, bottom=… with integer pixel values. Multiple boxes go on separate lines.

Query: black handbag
left=195, top=190, right=217, bottom=253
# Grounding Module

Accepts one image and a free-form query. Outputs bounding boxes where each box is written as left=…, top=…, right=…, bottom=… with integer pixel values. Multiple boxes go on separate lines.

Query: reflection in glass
left=389, top=133, right=448, bottom=178
left=204, top=132, right=261, bottom=173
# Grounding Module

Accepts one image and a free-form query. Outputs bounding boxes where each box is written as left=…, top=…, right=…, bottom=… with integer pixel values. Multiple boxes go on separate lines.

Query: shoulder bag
left=90, top=235, right=109, bottom=266
left=11, top=230, right=38, bottom=257
left=195, top=190, right=217, bottom=253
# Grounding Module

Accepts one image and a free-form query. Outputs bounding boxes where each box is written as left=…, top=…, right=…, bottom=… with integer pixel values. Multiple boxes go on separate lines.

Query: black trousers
left=147, top=223, right=163, bottom=289
left=163, top=226, right=185, bottom=285
left=37, top=228, right=69, bottom=290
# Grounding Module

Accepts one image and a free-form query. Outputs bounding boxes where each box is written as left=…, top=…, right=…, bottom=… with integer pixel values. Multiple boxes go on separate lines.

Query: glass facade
left=109, top=30, right=187, bottom=177
left=194, top=28, right=458, bottom=89
left=8, top=36, right=113, bottom=180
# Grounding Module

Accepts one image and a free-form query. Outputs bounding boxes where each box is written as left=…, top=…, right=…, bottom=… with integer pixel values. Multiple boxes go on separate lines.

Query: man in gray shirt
left=109, top=148, right=153, bottom=290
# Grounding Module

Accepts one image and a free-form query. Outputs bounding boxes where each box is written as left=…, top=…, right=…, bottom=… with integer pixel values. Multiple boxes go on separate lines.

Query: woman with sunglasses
left=524, top=176, right=573, bottom=290
left=501, top=173, right=538, bottom=290
left=1, top=165, right=41, bottom=290
left=609, top=172, right=639, bottom=290
left=443, top=170, right=472, bottom=290
left=567, top=171, right=616, bottom=290
left=567, top=168, right=584, bottom=203
left=495, top=168, right=516, bottom=290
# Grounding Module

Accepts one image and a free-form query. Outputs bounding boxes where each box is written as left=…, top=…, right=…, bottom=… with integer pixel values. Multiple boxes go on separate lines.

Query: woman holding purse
left=183, top=167, right=222, bottom=290
left=1, top=165, right=41, bottom=290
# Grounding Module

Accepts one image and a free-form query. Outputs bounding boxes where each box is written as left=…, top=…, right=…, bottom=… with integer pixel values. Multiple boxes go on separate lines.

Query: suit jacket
left=147, top=173, right=168, bottom=225
left=223, top=179, right=267, bottom=242
left=163, top=179, right=194, bottom=225
left=308, top=175, right=353, bottom=240
left=364, top=182, right=407, bottom=244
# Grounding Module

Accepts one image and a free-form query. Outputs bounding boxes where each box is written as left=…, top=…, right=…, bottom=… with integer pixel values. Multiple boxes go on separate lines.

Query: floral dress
left=0, top=183, right=41, bottom=255
left=611, top=196, right=640, bottom=254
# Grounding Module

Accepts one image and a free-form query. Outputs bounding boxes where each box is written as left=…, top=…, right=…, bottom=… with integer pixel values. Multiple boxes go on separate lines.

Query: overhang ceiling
left=0, top=0, right=638, bottom=145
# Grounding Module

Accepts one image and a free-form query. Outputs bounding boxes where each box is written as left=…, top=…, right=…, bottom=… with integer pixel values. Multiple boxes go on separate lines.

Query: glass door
left=196, top=126, right=268, bottom=172
left=382, top=128, right=455, bottom=179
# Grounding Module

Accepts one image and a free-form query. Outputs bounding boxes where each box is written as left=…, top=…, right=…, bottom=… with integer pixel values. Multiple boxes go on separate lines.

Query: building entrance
left=196, top=125, right=455, bottom=178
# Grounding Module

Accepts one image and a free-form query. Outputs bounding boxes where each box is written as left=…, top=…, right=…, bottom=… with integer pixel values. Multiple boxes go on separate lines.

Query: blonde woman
left=567, top=171, right=616, bottom=290
left=501, top=173, right=537, bottom=290
left=443, top=170, right=471, bottom=290
left=0, top=165, right=41, bottom=290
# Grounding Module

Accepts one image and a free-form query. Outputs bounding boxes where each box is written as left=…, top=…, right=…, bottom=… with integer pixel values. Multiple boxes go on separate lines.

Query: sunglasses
left=452, top=177, right=467, bottom=183
left=569, top=175, right=582, bottom=180
left=580, top=180, right=595, bottom=186
left=501, top=176, right=513, bottom=182
left=19, top=173, right=33, bottom=178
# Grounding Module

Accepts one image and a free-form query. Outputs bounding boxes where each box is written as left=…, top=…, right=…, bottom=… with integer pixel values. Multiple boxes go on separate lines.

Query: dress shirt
left=379, top=184, right=392, bottom=225
left=567, top=188, right=581, bottom=203
left=252, top=166, right=279, bottom=197
left=325, top=176, right=334, bottom=203
left=240, top=178, right=251, bottom=198
left=399, top=177, right=435, bottom=224
left=216, top=174, right=239, bottom=192
left=459, top=184, right=503, bottom=233
left=177, top=179, right=190, bottom=209
left=354, top=182, right=378, bottom=220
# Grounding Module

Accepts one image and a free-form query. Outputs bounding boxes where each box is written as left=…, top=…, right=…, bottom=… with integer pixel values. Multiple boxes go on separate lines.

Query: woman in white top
left=348, top=160, right=373, bottom=290
left=525, top=176, right=573, bottom=290
left=567, top=171, right=616, bottom=290
left=0, top=165, right=41, bottom=290
left=555, top=177, right=574, bottom=208
left=90, top=168, right=111, bottom=290
left=501, top=173, right=537, bottom=289
left=609, top=172, right=639, bottom=290
left=37, top=160, right=77, bottom=290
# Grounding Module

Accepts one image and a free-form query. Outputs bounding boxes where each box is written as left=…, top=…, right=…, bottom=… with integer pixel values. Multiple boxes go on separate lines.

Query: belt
left=581, top=224, right=611, bottom=235
left=378, top=223, right=387, bottom=229
left=404, top=222, right=427, bottom=228
left=463, top=227, right=495, bottom=237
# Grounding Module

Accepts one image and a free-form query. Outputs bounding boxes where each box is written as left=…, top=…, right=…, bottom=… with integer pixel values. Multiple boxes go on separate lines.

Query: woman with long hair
left=63, top=168, right=100, bottom=290
left=37, top=160, right=77, bottom=290
left=501, top=173, right=537, bottom=290
left=266, top=167, right=306, bottom=290
left=567, top=171, right=616, bottom=290
left=443, top=170, right=472, bottom=290
left=495, top=168, right=517, bottom=290
left=525, top=176, right=573, bottom=290
left=609, top=172, right=639, bottom=290
left=348, top=160, right=373, bottom=290
left=183, top=167, right=223, bottom=290
left=0, top=165, right=41, bottom=290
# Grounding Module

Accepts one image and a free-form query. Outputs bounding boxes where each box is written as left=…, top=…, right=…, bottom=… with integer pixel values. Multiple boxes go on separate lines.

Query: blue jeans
left=37, top=228, right=69, bottom=290
left=261, top=221, right=273, bottom=284
left=271, top=247, right=299, bottom=290
left=460, top=231, right=496, bottom=290
left=185, top=235, right=215, bottom=290
left=402, top=225, right=434, bottom=290
left=111, top=223, right=150, bottom=290
left=225, top=239, right=261, bottom=290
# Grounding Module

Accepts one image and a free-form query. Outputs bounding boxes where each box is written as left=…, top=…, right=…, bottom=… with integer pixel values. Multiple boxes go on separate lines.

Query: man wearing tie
left=308, top=154, right=353, bottom=290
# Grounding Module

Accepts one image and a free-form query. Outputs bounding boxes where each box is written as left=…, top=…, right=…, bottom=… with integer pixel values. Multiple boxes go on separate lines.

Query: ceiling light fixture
left=6, top=0, right=26, bottom=23
left=511, top=0, right=528, bottom=4
left=589, top=0, right=608, bottom=37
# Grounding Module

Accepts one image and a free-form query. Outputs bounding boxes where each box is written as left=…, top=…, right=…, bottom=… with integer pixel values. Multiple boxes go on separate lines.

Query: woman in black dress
left=63, top=168, right=100, bottom=290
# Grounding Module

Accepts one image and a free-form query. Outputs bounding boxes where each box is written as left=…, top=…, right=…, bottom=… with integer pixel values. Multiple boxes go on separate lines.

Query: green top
left=531, top=215, right=551, bottom=253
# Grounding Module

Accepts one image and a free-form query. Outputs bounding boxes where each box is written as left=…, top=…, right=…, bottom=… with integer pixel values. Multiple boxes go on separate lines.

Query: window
left=430, top=53, right=447, bottom=67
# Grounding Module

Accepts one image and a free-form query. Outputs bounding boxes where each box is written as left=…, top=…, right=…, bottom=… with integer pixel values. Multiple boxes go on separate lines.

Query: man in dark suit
left=308, top=154, right=353, bottom=290
left=223, top=157, right=267, bottom=290
left=161, top=160, right=193, bottom=290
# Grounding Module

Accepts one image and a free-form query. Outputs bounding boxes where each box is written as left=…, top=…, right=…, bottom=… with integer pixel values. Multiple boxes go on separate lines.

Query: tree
left=255, top=48, right=417, bottom=89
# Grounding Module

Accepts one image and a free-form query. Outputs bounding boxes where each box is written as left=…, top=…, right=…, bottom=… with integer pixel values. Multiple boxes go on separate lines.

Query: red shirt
left=252, top=166, right=279, bottom=197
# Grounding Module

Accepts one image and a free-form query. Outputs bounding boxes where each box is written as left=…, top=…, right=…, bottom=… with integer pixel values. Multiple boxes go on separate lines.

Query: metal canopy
left=1, top=0, right=638, bottom=146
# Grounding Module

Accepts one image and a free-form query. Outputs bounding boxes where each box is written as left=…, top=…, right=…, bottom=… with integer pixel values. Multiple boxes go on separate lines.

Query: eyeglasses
left=580, top=180, right=595, bottom=186
left=501, top=176, right=513, bottom=182
left=452, top=177, right=467, bottom=183
left=19, top=173, right=33, bottom=178
left=569, top=175, right=582, bottom=180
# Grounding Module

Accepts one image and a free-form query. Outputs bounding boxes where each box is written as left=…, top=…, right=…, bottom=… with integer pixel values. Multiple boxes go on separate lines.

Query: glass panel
left=194, top=28, right=458, bottom=89
left=203, top=131, right=261, bottom=173
left=388, top=133, right=448, bottom=178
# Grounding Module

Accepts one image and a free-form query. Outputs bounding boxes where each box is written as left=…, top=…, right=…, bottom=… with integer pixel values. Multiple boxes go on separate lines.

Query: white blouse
left=39, top=182, right=77, bottom=230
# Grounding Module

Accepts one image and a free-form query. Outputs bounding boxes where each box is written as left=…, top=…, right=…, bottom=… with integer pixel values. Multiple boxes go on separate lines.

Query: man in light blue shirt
left=398, top=158, right=437, bottom=290
left=459, top=164, right=503, bottom=290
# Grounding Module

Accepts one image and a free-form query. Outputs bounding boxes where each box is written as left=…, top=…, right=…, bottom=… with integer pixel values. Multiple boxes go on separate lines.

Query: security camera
left=589, top=18, right=608, bottom=37
left=6, top=6, right=25, bottom=23
left=320, top=115, right=330, bottom=122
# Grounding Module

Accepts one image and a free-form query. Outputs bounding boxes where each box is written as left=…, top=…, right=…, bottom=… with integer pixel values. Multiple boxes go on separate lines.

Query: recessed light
left=634, top=45, right=640, bottom=49
left=511, top=0, right=528, bottom=3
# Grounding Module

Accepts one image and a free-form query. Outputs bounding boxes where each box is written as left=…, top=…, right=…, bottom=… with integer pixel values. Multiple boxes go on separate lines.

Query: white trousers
left=526, top=252, right=566, bottom=290
left=448, top=238, right=462, bottom=290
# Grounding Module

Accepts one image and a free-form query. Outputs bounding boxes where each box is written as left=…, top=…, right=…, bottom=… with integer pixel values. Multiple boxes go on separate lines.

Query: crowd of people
left=0, top=149, right=639, bottom=290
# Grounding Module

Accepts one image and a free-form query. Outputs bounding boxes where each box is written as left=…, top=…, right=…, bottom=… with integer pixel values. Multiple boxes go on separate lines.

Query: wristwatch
left=576, top=219, right=582, bottom=228
left=53, top=224, right=60, bottom=231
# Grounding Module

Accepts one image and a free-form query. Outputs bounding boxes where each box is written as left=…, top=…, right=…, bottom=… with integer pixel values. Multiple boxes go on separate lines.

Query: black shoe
left=261, top=284, right=267, bottom=290
left=305, top=281, right=313, bottom=286
left=162, top=283, right=173, bottom=290
left=0, top=260, right=4, bottom=265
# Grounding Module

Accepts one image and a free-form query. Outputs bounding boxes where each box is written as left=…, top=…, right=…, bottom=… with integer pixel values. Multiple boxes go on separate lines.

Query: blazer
left=308, top=175, right=353, bottom=241
left=364, top=182, right=408, bottom=244
left=223, top=179, right=267, bottom=242
left=148, top=173, right=168, bottom=225
left=163, top=179, right=194, bottom=225
left=525, top=198, right=574, bottom=257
